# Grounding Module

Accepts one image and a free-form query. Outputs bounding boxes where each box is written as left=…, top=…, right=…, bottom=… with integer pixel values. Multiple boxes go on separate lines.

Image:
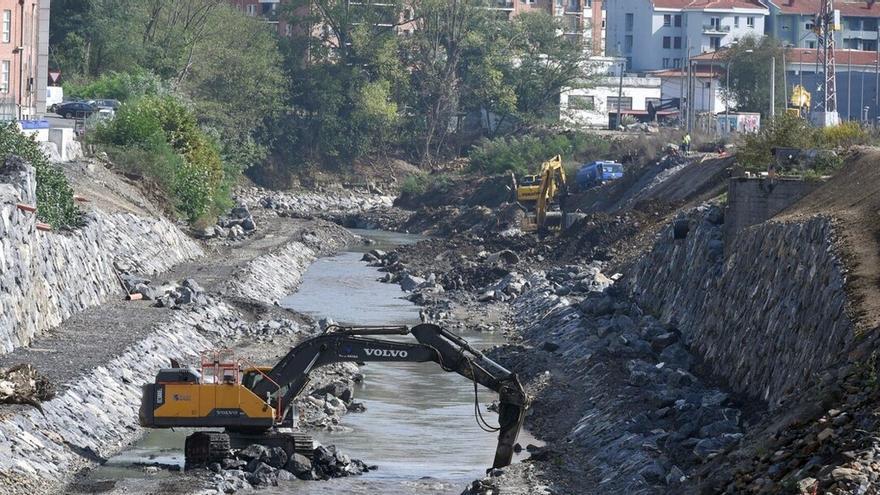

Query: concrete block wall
left=628, top=207, right=853, bottom=407
left=0, top=160, right=204, bottom=353
left=724, top=178, right=821, bottom=243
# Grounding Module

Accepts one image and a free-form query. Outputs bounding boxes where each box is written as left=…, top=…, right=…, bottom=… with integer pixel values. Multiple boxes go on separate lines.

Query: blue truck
left=575, top=161, right=624, bottom=190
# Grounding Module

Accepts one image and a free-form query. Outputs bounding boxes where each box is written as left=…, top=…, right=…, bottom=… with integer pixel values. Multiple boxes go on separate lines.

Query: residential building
left=488, top=0, right=604, bottom=45
left=560, top=56, right=663, bottom=128
left=604, top=0, right=768, bottom=71
left=0, top=0, right=47, bottom=121
left=765, top=1, right=880, bottom=52
left=230, top=0, right=295, bottom=37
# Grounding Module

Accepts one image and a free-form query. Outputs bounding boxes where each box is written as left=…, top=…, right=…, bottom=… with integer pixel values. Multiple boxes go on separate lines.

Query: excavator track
left=184, top=431, right=231, bottom=469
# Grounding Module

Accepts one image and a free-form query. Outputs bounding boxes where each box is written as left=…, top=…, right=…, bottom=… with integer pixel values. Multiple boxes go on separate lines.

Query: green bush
left=0, top=123, right=81, bottom=229
left=737, top=113, right=815, bottom=171
left=819, top=122, right=868, bottom=148
left=64, top=70, right=164, bottom=102
left=93, top=95, right=225, bottom=221
left=400, top=173, right=431, bottom=196
left=469, top=132, right=612, bottom=175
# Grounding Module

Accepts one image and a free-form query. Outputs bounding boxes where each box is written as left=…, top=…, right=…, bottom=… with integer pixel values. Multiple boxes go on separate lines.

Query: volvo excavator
left=139, top=324, right=527, bottom=471
left=516, top=155, right=568, bottom=234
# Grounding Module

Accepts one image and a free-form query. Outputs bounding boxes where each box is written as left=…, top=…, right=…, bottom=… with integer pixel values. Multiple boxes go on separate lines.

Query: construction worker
left=682, top=133, right=692, bottom=155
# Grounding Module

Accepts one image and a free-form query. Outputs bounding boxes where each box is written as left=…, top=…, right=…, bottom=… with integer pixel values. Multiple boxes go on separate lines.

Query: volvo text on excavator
left=139, top=324, right=528, bottom=471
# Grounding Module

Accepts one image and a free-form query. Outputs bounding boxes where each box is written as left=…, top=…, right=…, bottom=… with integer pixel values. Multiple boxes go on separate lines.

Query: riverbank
left=0, top=157, right=392, bottom=495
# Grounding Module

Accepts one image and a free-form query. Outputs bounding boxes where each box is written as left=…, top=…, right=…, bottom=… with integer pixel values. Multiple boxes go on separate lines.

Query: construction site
left=0, top=115, right=877, bottom=495
left=3, top=0, right=880, bottom=493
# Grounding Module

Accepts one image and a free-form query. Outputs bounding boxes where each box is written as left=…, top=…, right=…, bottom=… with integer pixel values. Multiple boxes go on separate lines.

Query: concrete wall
left=723, top=177, right=822, bottom=243
left=0, top=159, right=203, bottom=353
left=561, top=75, right=662, bottom=128
left=627, top=206, right=853, bottom=408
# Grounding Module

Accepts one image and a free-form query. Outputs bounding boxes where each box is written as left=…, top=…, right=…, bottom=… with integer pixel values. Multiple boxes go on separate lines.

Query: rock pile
left=119, top=273, right=208, bottom=308
left=248, top=189, right=393, bottom=218
left=197, top=204, right=257, bottom=240
left=0, top=364, right=55, bottom=411
left=495, top=270, right=746, bottom=491
left=207, top=443, right=374, bottom=492
left=298, top=364, right=367, bottom=429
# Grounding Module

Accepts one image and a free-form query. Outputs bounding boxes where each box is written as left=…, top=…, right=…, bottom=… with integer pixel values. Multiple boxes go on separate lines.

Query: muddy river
left=82, top=230, right=533, bottom=494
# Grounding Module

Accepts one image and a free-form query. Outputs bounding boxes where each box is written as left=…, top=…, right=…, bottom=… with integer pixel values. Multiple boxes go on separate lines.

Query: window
left=663, top=36, right=671, bottom=49
left=674, top=15, right=682, bottom=27
left=246, top=4, right=256, bottom=15
left=710, top=17, right=721, bottom=29
left=568, top=95, right=595, bottom=111
left=662, top=57, right=670, bottom=68
left=625, top=35, right=633, bottom=52
left=663, top=14, right=671, bottom=27
left=747, top=16, right=755, bottom=28
left=0, top=60, right=9, bottom=93
left=625, top=13, right=634, bottom=31
left=673, top=58, right=682, bottom=68
left=674, top=36, right=682, bottom=49
left=710, top=36, right=721, bottom=50
left=805, top=22, right=814, bottom=31
left=865, top=19, right=878, bottom=31
left=734, top=16, right=739, bottom=28
left=607, top=96, right=633, bottom=110
left=1, top=11, right=9, bottom=43
left=807, top=40, right=816, bottom=49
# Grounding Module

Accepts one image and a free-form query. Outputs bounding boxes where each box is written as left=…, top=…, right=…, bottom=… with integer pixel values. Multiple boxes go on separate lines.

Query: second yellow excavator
left=515, top=155, right=568, bottom=234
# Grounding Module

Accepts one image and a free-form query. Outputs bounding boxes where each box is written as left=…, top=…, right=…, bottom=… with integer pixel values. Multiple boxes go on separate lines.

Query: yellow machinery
left=520, top=155, right=568, bottom=234
left=515, top=155, right=566, bottom=206
left=786, top=84, right=811, bottom=118
left=140, top=325, right=527, bottom=470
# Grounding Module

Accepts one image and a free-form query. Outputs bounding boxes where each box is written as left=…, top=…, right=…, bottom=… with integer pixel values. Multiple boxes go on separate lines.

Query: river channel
left=82, top=229, right=533, bottom=494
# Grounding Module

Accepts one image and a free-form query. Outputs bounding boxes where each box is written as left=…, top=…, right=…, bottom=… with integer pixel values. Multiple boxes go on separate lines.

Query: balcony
left=703, top=24, right=730, bottom=35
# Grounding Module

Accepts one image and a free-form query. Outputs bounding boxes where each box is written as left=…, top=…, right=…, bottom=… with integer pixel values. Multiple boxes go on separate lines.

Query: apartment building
left=0, top=0, right=48, bottom=120
left=765, top=1, right=880, bottom=52
left=230, top=0, right=295, bottom=36
left=486, top=0, right=606, bottom=46
left=604, top=0, right=768, bottom=71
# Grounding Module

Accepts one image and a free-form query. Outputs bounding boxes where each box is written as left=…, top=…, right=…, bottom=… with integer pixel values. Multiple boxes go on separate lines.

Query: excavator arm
left=250, top=323, right=528, bottom=469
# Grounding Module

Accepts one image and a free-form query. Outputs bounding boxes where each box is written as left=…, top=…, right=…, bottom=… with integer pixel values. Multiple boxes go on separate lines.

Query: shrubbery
left=93, top=95, right=225, bottom=221
left=0, top=123, right=81, bottom=229
left=64, top=70, right=164, bottom=102
left=469, top=132, right=613, bottom=175
left=739, top=114, right=868, bottom=173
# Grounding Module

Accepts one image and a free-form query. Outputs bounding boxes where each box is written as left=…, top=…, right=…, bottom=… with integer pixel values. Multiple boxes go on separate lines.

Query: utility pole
left=616, top=59, right=624, bottom=129
left=770, top=56, right=776, bottom=118
left=848, top=50, right=852, bottom=120
left=876, top=29, right=879, bottom=124
left=783, top=48, right=788, bottom=111
left=814, top=0, right=839, bottom=126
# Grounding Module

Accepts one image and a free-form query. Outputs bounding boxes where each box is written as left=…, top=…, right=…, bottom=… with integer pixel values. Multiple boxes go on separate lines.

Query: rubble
left=0, top=364, right=54, bottom=412
left=205, top=443, right=375, bottom=492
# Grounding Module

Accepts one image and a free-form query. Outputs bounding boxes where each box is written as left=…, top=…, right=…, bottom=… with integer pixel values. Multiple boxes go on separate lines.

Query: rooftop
left=770, top=0, right=880, bottom=17
left=653, top=0, right=768, bottom=9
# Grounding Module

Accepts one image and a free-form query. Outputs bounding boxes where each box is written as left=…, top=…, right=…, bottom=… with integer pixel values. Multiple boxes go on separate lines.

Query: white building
left=604, top=0, right=768, bottom=71
left=560, top=57, right=664, bottom=128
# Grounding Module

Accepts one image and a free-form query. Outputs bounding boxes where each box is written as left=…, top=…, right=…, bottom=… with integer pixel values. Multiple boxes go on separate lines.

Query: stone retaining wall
left=627, top=206, right=853, bottom=407
left=0, top=162, right=203, bottom=353
left=0, top=303, right=237, bottom=495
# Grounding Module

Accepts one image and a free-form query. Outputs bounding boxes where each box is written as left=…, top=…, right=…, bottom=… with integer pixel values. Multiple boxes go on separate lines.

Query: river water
left=84, top=229, right=533, bottom=494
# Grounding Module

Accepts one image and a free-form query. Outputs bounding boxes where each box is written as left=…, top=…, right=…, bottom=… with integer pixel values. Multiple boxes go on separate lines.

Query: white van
left=46, top=86, right=64, bottom=112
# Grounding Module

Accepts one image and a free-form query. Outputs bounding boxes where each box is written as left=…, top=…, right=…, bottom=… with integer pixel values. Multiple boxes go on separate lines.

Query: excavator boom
left=251, top=323, right=528, bottom=469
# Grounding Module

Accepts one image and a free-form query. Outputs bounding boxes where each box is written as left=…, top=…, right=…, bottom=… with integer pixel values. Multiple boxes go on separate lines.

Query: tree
left=722, top=35, right=786, bottom=118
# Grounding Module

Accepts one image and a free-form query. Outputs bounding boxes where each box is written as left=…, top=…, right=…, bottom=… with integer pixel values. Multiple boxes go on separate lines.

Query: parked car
left=88, top=99, right=120, bottom=111
left=55, top=101, right=96, bottom=119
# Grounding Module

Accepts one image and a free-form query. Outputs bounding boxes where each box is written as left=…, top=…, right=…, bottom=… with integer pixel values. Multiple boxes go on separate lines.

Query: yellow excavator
left=516, top=155, right=568, bottom=234
left=139, top=324, right=527, bottom=470
left=786, top=84, right=811, bottom=118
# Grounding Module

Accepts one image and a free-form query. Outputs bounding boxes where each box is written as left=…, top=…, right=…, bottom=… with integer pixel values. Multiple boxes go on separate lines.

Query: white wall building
left=560, top=57, right=663, bottom=128
left=604, top=0, right=768, bottom=71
